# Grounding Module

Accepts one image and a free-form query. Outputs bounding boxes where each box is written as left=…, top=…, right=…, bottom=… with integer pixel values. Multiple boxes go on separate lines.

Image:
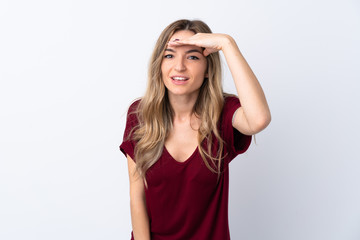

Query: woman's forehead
left=170, top=30, right=195, bottom=41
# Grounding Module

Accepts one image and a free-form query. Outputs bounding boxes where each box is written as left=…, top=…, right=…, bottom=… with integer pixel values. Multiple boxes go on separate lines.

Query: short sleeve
left=221, top=96, right=252, bottom=163
left=119, top=100, right=141, bottom=162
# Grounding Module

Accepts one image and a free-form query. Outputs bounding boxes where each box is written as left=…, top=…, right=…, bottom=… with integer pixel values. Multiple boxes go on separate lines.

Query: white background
left=1, top=0, right=359, bottom=239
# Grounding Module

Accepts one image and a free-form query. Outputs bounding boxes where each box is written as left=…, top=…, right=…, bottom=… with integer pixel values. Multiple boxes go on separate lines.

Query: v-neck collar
left=163, top=145, right=199, bottom=164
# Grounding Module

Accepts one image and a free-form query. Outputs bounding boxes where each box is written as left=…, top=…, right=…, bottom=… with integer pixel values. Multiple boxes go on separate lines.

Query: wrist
left=221, top=35, right=239, bottom=55
left=220, top=34, right=236, bottom=51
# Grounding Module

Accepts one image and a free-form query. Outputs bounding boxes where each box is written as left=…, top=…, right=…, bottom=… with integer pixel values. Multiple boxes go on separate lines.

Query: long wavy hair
left=130, top=19, right=227, bottom=181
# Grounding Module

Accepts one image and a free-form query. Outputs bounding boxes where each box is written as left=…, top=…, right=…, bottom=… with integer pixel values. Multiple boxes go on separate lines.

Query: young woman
left=120, top=19, right=271, bottom=240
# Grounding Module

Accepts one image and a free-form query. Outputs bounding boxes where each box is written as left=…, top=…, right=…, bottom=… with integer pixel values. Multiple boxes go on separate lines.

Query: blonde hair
left=130, top=19, right=226, bottom=181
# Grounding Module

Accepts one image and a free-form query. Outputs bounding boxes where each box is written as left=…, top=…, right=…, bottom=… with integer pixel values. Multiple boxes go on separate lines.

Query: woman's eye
left=188, top=56, right=199, bottom=60
left=164, top=54, right=173, bottom=59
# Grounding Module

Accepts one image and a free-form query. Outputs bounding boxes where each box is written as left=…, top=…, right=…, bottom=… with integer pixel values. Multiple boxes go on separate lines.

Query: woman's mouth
left=171, top=76, right=189, bottom=85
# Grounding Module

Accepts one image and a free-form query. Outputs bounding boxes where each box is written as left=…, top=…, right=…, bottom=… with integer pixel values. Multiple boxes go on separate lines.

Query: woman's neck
left=168, top=92, right=198, bottom=122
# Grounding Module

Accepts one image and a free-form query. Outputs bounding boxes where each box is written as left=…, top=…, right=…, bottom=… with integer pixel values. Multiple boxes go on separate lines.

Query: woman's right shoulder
left=127, top=98, right=142, bottom=113
left=124, top=98, right=142, bottom=131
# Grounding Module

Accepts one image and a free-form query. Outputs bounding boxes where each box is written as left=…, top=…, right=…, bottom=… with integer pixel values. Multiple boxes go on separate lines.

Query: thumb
left=203, top=49, right=211, bottom=57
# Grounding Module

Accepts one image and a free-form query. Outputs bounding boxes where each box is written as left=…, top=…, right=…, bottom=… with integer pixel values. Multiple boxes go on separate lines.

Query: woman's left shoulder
left=223, top=93, right=241, bottom=108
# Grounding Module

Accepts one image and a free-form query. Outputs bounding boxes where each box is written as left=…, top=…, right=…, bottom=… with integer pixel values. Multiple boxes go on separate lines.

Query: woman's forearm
left=127, top=155, right=151, bottom=240
left=222, top=35, right=271, bottom=131
left=130, top=196, right=150, bottom=240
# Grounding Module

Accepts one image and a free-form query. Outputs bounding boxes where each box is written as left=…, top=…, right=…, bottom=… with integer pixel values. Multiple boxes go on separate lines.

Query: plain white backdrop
left=1, top=0, right=359, bottom=239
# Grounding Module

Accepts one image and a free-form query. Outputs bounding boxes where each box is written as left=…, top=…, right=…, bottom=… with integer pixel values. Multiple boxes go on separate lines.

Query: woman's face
left=161, top=30, right=208, bottom=99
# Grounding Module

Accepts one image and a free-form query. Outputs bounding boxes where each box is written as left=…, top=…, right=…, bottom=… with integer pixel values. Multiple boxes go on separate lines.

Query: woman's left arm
left=170, top=33, right=271, bottom=135
left=221, top=35, right=271, bottom=135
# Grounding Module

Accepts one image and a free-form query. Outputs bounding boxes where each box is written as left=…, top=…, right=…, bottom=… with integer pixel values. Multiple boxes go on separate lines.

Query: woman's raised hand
left=167, top=33, right=233, bottom=57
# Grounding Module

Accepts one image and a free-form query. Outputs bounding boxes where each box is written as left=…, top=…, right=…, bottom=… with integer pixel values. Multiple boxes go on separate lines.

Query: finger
left=169, top=39, right=194, bottom=46
left=181, top=38, right=204, bottom=47
left=167, top=41, right=181, bottom=46
left=203, top=49, right=210, bottom=57
left=203, top=47, right=220, bottom=56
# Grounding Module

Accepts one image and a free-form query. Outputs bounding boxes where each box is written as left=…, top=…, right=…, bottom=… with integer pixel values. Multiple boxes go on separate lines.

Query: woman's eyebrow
left=165, top=48, right=175, bottom=52
left=164, top=48, right=202, bottom=54
left=186, top=49, right=202, bottom=54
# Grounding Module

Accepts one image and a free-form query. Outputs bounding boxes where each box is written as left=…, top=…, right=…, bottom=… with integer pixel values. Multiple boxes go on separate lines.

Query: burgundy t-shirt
left=120, top=96, right=252, bottom=240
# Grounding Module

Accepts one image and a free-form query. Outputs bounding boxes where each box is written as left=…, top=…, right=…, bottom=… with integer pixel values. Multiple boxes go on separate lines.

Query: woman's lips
left=171, top=76, right=189, bottom=85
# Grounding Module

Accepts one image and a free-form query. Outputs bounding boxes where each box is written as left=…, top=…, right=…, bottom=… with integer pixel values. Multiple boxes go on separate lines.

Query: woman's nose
left=174, top=58, right=186, bottom=72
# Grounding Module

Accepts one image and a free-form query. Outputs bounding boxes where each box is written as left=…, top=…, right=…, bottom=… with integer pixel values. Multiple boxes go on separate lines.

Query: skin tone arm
left=168, top=33, right=271, bottom=135
left=126, top=154, right=150, bottom=240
